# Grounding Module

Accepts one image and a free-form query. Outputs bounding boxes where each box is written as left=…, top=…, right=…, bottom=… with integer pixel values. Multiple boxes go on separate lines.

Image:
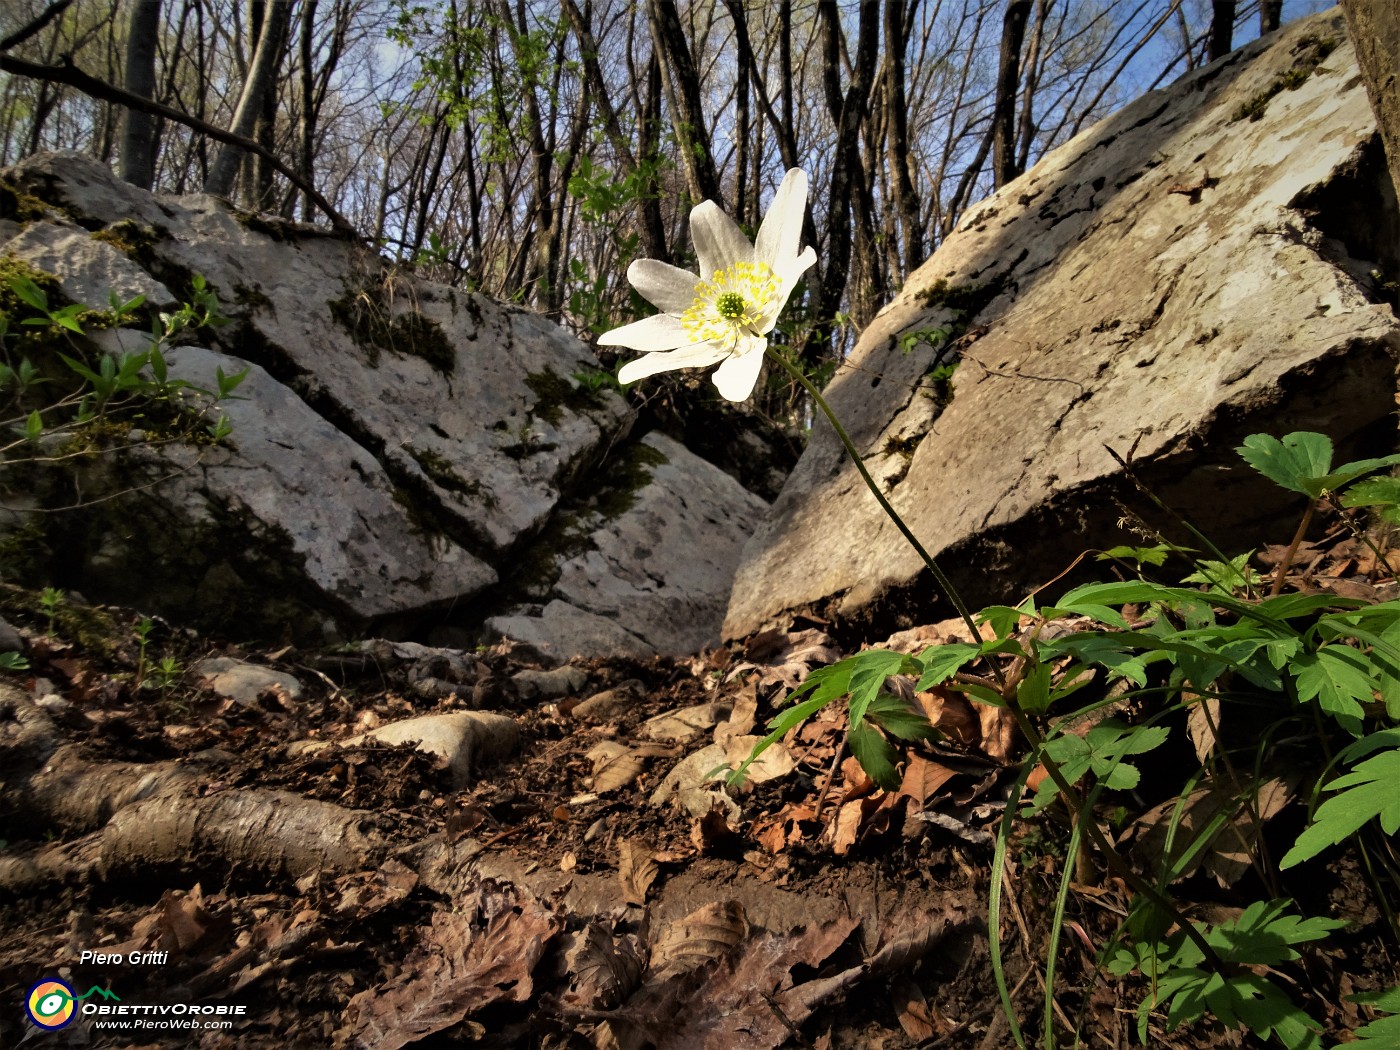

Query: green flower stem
left=772, top=348, right=1226, bottom=973
left=765, top=347, right=984, bottom=647
left=997, top=693, right=1228, bottom=972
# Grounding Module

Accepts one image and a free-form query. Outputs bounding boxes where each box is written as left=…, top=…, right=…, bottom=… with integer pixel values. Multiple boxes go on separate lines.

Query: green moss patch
left=917, top=276, right=1005, bottom=318
left=0, top=180, right=50, bottom=224
left=524, top=369, right=609, bottom=426
left=1232, top=35, right=1337, bottom=123
left=500, top=438, right=669, bottom=598
left=328, top=288, right=456, bottom=375
left=91, top=220, right=164, bottom=271
left=406, top=445, right=482, bottom=499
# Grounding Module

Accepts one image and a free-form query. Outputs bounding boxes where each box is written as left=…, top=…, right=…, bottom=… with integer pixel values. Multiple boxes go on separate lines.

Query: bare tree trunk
left=1208, top=0, right=1235, bottom=62
left=296, top=0, right=316, bottom=219
left=1341, top=1, right=1400, bottom=203
left=204, top=0, right=290, bottom=199
left=885, top=0, right=923, bottom=274
left=992, top=0, right=1031, bottom=188
left=1260, top=1, right=1283, bottom=35
left=561, top=0, right=668, bottom=261
left=816, top=0, right=880, bottom=339
left=118, top=1, right=161, bottom=186
left=647, top=0, right=721, bottom=206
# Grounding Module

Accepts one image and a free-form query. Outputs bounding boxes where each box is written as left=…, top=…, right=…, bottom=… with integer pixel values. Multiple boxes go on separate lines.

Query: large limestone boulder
left=2, top=153, right=633, bottom=554
left=726, top=11, right=1400, bottom=639
left=0, top=154, right=637, bottom=637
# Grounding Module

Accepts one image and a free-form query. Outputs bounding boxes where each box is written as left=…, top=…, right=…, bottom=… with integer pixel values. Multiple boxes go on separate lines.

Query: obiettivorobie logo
left=25, top=979, right=120, bottom=1030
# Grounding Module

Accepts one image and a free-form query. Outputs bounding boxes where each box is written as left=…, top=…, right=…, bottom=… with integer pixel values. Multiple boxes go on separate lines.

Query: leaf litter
left=0, top=559, right=1394, bottom=1048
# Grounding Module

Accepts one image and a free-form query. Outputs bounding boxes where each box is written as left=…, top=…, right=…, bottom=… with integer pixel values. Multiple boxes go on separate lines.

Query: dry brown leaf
left=868, top=912, right=957, bottom=973
left=728, top=628, right=841, bottom=691
left=725, top=681, right=759, bottom=735
left=345, top=881, right=561, bottom=1050
left=608, top=915, right=860, bottom=1050
left=896, top=755, right=961, bottom=808
left=977, top=701, right=1017, bottom=762
left=564, top=922, right=647, bottom=1010
left=593, top=750, right=652, bottom=795
left=831, top=798, right=865, bottom=856
left=651, top=900, right=748, bottom=977
left=839, top=755, right=875, bottom=798
left=916, top=688, right=981, bottom=745
left=721, top=733, right=794, bottom=784
left=1130, top=777, right=1296, bottom=887
left=1187, top=695, right=1221, bottom=764
left=891, top=975, right=937, bottom=1040
left=618, top=839, right=659, bottom=906
left=641, top=702, right=733, bottom=742
left=690, top=808, right=744, bottom=854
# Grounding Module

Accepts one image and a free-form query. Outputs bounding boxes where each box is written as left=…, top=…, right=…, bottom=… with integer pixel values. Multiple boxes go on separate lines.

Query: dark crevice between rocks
left=1291, top=133, right=1400, bottom=313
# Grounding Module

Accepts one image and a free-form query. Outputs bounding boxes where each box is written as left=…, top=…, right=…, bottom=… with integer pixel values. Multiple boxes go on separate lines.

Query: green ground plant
left=1, top=273, right=246, bottom=464
left=733, top=430, right=1400, bottom=1048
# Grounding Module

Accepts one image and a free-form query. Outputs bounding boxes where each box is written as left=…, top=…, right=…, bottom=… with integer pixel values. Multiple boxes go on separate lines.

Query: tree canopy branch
left=0, top=50, right=357, bottom=234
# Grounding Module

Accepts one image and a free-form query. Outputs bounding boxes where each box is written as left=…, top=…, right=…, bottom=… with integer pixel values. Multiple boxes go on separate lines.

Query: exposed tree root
left=1, top=684, right=386, bottom=895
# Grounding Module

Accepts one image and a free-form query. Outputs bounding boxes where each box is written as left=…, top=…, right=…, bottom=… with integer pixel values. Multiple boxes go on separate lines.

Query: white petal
left=690, top=200, right=753, bottom=279
left=628, top=259, right=700, bottom=314
left=711, top=337, right=767, bottom=402
left=755, top=168, right=809, bottom=272
left=758, top=245, right=818, bottom=334
left=618, top=341, right=730, bottom=385
left=598, top=313, right=690, bottom=352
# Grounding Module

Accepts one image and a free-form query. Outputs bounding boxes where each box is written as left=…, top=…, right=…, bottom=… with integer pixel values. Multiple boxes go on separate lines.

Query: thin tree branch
left=0, top=0, right=74, bottom=53
left=0, top=51, right=356, bottom=234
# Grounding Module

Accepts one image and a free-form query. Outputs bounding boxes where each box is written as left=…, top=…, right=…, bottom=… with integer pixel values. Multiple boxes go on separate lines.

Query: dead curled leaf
left=728, top=628, right=841, bottom=691
left=618, top=839, right=659, bottom=906
left=1128, top=777, right=1294, bottom=887
left=650, top=900, right=748, bottom=977
left=563, top=922, right=647, bottom=1009
left=587, top=741, right=648, bottom=794
left=345, top=880, right=561, bottom=1050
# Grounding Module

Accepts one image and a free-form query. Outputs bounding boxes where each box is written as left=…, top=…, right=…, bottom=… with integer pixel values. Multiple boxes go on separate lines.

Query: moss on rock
left=328, top=287, right=457, bottom=375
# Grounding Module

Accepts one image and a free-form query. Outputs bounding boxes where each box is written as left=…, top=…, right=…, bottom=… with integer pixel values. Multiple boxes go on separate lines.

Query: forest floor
left=0, top=563, right=1394, bottom=1049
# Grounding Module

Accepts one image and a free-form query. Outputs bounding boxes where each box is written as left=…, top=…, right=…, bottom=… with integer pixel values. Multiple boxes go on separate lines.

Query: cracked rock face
left=725, top=11, right=1400, bottom=640
left=488, top=432, right=769, bottom=660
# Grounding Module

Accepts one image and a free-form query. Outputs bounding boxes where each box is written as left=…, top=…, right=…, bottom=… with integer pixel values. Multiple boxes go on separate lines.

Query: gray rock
left=0, top=616, right=23, bottom=653
left=726, top=12, right=1400, bottom=638
left=68, top=345, right=496, bottom=630
left=2, top=153, right=634, bottom=639
left=4, top=152, right=634, bottom=556
left=194, top=657, right=303, bottom=706
left=511, top=663, right=590, bottom=700
left=1, top=221, right=175, bottom=309
left=489, top=599, right=657, bottom=663
left=639, top=702, right=733, bottom=742
left=571, top=679, right=644, bottom=721
left=291, top=711, right=519, bottom=788
left=490, top=432, right=768, bottom=659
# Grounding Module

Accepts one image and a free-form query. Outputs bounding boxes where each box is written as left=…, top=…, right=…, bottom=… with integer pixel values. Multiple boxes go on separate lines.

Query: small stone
left=291, top=711, right=519, bottom=788
left=194, top=657, right=303, bottom=706
left=0, top=616, right=24, bottom=653
left=640, top=701, right=733, bottom=742
left=512, top=664, right=589, bottom=701
left=571, top=680, right=644, bottom=721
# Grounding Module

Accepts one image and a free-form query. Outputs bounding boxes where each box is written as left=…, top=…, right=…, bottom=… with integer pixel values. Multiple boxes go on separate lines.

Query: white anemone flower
left=600, top=168, right=817, bottom=402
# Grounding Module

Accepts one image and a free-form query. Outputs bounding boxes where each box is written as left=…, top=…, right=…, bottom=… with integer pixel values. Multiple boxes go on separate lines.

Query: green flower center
left=716, top=292, right=747, bottom=320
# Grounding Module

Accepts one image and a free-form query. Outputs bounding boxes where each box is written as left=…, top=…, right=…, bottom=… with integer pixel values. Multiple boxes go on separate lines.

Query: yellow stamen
left=681, top=261, right=780, bottom=347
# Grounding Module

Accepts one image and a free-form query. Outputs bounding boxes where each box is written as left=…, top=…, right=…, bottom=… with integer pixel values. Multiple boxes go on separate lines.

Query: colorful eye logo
left=26, top=978, right=77, bottom=1030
